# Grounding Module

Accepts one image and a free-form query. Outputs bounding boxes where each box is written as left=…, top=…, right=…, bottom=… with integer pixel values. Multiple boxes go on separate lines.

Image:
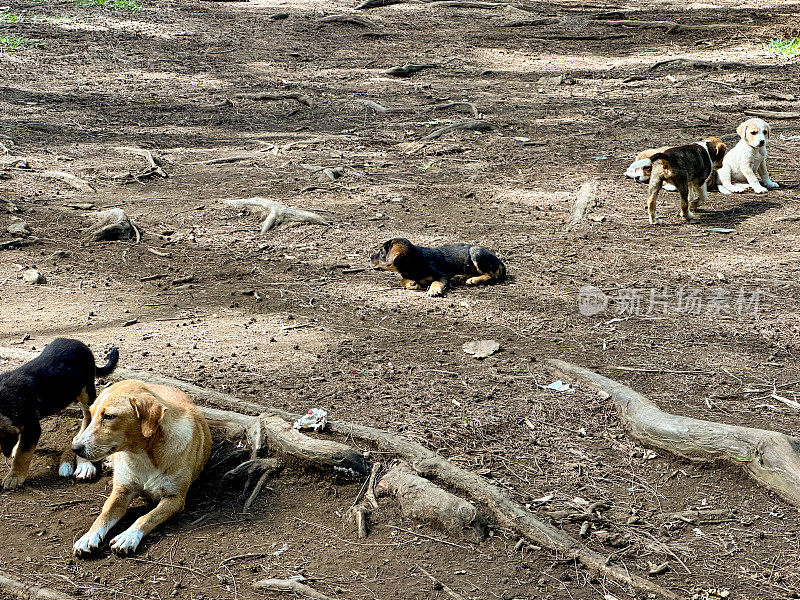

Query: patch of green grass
left=0, top=36, right=39, bottom=51
left=0, top=12, right=22, bottom=22
left=765, top=37, right=800, bottom=56
left=69, top=0, right=142, bottom=11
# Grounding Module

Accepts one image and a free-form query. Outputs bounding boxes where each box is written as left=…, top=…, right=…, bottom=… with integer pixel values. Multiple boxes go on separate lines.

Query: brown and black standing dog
left=629, top=137, right=727, bottom=224
left=0, top=338, right=118, bottom=489
left=370, top=238, right=506, bottom=297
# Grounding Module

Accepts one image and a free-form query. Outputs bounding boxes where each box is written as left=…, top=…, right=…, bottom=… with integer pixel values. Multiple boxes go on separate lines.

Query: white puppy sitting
left=717, top=118, right=779, bottom=194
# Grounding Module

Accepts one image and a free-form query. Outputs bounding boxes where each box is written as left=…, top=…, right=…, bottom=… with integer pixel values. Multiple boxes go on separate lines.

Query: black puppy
left=370, top=238, right=506, bottom=297
left=0, top=338, right=118, bottom=489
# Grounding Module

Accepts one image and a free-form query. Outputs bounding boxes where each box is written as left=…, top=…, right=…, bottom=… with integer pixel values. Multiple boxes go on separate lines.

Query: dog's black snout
left=759, top=140, right=765, bottom=146
left=72, top=442, right=86, bottom=458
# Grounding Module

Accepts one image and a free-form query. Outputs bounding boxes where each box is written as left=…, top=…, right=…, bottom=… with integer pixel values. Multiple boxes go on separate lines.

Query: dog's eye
left=101, top=413, right=116, bottom=421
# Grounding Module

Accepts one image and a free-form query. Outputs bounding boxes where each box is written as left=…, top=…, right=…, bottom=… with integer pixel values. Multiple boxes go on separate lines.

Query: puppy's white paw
left=766, top=180, right=779, bottom=189
left=717, top=185, right=733, bottom=195
left=74, top=461, right=97, bottom=481
left=731, top=183, right=749, bottom=192
left=685, top=211, right=696, bottom=221
left=74, top=529, right=104, bottom=557
left=58, top=462, right=75, bottom=478
left=110, top=527, right=144, bottom=556
left=753, top=185, right=768, bottom=194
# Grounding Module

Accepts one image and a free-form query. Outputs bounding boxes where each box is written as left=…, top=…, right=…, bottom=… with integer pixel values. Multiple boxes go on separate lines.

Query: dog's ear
left=385, top=239, right=412, bottom=269
left=705, top=138, right=726, bottom=167
left=737, top=121, right=748, bottom=139
left=764, top=121, right=771, bottom=139
left=129, top=395, right=166, bottom=439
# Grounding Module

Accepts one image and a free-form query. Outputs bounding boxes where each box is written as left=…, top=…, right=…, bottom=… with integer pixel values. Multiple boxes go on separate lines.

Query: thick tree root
left=377, top=460, right=488, bottom=540
left=246, top=413, right=368, bottom=476
left=84, top=208, right=140, bottom=243
left=0, top=571, right=76, bottom=600
left=224, top=197, right=328, bottom=233
left=547, top=359, right=800, bottom=508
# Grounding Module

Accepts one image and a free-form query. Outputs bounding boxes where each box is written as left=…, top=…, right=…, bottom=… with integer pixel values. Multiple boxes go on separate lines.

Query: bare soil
left=1, top=0, right=800, bottom=598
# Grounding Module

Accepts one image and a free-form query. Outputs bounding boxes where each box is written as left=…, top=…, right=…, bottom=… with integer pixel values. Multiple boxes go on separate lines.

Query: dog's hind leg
left=2, top=421, right=41, bottom=489
left=646, top=177, right=664, bottom=225
left=467, top=247, right=506, bottom=285
left=110, top=494, right=186, bottom=556
left=677, top=182, right=695, bottom=222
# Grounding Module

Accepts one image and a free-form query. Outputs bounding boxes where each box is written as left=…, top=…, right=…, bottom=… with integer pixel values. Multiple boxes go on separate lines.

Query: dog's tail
left=628, top=153, right=669, bottom=171
left=95, top=347, right=119, bottom=377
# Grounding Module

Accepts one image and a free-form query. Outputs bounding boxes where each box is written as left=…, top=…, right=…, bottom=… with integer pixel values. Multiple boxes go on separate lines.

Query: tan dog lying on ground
left=717, top=118, right=778, bottom=194
left=628, top=138, right=727, bottom=224
left=72, top=380, right=211, bottom=557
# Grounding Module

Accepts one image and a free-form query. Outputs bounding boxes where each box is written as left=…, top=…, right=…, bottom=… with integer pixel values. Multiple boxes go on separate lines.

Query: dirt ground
left=1, top=0, right=800, bottom=598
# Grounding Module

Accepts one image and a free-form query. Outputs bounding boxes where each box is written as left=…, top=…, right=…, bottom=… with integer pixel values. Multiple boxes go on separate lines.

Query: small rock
left=537, top=74, right=563, bottom=86
left=47, top=250, right=72, bottom=261
left=21, top=268, right=46, bottom=285
left=7, top=221, right=30, bottom=237
left=462, top=339, right=500, bottom=359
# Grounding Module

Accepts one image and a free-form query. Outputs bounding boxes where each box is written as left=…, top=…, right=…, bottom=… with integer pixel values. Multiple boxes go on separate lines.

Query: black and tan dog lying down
left=371, top=238, right=506, bottom=296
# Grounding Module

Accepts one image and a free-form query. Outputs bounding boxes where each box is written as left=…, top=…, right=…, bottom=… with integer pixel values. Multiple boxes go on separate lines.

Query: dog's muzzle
left=72, top=442, right=88, bottom=459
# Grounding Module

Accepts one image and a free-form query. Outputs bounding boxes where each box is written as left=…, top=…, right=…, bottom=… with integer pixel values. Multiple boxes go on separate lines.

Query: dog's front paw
left=74, top=461, right=97, bottom=481
left=684, top=211, right=696, bottom=221
left=426, top=281, right=446, bottom=297
left=74, top=529, right=103, bottom=557
left=648, top=214, right=662, bottom=225
left=110, top=528, right=144, bottom=556
left=766, top=180, right=779, bottom=189
left=58, top=462, right=75, bottom=478
left=2, top=472, right=25, bottom=490
left=752, top=184, right=768, bottom=194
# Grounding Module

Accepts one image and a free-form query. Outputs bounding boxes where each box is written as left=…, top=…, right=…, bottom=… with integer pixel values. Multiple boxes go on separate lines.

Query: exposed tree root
left=0, top=349, right=678, bottom=599
left=224, top=197, right=329, bottom=233
left=113, top=146, right=169, bottom=181
left=546, top=359, right=800, bottom=509
left=498, top=17, right=560, bottom=26
left=354, top=99, right=389, bottom=113
left=253, top=578, right=341, bottom=600
left=565, top=181, right=598, bottom=231
left=744, top=109, right=800, bottom=120
left=590, top=19, right=733, bottom=33
left=0, top=237, right=40, bottom=251
left=647, top=57, right=747, bottom=72
left=356, top=0, right=406, bottom=8
left=234, top=91, right=315, bottom=108
left=84, top=208, right=140, bottom=243
left=385, top=63, right=437, bottom=77
left=39, top=171, right=94, bottom=193
left=420, top=119, right=494, bottom=141
left=377, top=460, right=488, bottom=540
left=318, top=13, right=377, bottom=26
left=0, top=571, right=76, bottom=600
left=246, top=413, right=368, bottom=476
left=429, top=101, right=481, bottom=119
